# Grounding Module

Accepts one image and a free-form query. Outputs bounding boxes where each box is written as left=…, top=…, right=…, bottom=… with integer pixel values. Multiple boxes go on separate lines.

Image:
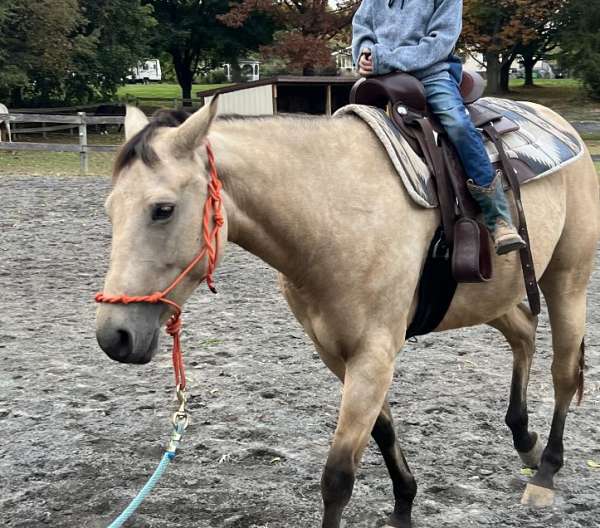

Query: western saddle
left=350, top=71, right=540, bottom=322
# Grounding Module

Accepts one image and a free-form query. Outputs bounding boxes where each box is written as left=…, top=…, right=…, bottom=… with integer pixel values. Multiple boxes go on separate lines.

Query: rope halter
left=95, top=140, right=224, bottom=390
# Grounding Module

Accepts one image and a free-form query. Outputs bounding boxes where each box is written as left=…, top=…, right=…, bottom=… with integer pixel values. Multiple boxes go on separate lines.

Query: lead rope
left=96, top=141, right=224, bottom=527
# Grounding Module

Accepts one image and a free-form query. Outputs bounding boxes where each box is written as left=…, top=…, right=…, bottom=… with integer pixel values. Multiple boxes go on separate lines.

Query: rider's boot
left=467, top=174, right=527, bottom=255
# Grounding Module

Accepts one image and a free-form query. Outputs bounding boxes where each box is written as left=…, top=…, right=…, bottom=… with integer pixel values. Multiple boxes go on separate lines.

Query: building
left=197, top=76, right=359, bottom=116
left=332, top=47, right=355, bottom=76
left=223, top=60, right=261, bottom=82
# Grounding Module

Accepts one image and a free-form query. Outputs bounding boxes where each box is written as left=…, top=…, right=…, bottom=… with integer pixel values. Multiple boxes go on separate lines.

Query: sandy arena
left=1, top=175, right=598, bottom=527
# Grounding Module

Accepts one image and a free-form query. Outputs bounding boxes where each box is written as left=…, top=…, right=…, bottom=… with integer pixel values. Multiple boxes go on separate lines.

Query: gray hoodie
left=352, top=0, right=463, bottom=81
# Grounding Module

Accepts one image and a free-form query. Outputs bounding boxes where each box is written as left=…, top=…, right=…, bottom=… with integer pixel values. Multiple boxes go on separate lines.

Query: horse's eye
left=152, top=203, right=175, bottom=222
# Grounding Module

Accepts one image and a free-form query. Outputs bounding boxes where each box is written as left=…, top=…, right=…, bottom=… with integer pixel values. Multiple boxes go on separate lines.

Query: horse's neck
left=210, top=116, right=415, bottom=284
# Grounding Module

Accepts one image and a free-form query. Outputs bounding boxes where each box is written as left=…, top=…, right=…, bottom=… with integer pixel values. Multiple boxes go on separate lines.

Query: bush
left=197, top=70, right=229, bottom=84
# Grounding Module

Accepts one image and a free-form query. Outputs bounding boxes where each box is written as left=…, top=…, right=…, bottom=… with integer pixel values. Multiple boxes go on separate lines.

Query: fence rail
left=0, top=112, right=124, bottom=174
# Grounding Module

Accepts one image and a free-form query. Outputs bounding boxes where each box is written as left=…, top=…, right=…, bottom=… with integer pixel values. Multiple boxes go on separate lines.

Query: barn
left=197, top=76, right=359, bottom=116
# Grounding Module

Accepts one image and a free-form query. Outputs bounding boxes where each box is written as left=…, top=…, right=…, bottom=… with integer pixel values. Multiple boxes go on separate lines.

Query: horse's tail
left=576, top=338, right=585, bottom=406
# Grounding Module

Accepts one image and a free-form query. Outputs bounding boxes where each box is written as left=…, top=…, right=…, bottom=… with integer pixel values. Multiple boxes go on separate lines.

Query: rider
left=352, top=0, right=526, bottom=255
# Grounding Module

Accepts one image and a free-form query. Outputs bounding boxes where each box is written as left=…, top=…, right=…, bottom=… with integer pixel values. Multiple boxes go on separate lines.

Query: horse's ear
left=124, top=106, right=149, bottom=140
left=173, top=94, right=220, bottom=155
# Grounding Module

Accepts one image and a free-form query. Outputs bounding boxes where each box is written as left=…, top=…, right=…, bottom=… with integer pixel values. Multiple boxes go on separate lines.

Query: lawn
left=2, top=136, right=598, bottom=178
left=0, top=132, right=121, bottom=177
left=2, top=79, right=600, bottom=177
left=504, top=79, right=600, bottom=122
left=116, top=79, right=600, bottom=120
left=117, top=83, right=230, bottom=100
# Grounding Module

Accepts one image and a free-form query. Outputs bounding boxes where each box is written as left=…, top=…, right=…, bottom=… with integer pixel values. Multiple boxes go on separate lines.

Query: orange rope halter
left=95, top=141, right=224, bottom=390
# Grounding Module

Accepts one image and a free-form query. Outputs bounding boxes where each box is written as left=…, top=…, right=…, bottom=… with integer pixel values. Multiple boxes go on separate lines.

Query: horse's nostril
left=97, top=326, right=134, bottom=362
left=116, top=329, right=131, bottom=355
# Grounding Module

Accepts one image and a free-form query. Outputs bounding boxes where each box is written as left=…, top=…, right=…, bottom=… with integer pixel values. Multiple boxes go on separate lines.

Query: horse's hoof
left=383, top=512, right=411, bottom=528
left=521, top=483, right=555, bottom=507
left=517, top=433, right=544, bottom=469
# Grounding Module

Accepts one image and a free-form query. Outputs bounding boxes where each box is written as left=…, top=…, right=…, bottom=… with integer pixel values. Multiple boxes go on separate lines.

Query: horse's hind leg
left=371, top=400, right=417, bottom=528
left=489, top=303, right=543, bottom=468
left=521, top=279, right=588, bottom=507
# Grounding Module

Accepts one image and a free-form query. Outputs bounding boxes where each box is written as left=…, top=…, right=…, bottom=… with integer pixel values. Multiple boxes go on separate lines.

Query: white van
left=127, top=59, right=162, bottom=83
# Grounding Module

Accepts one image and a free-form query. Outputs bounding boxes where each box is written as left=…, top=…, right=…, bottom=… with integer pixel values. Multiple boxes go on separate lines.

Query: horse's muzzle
left=96, top=303, right=162, bottom=364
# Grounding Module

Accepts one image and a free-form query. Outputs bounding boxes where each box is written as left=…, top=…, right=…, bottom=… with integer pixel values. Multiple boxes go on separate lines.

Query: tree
left=560, top=0, right=600, bottom=99
left=147, top=0, right=274, bottom=100
left=66, top=0, right=157, bottom=102
left=0, top=0, right=155, bottom=106
left=515, top=1, right=566, bottom=87
left=219, top=0, right=359, bottom=75
left=462, top=0, right=564, bottom=94
left=0, top=0, right=85, bottom=105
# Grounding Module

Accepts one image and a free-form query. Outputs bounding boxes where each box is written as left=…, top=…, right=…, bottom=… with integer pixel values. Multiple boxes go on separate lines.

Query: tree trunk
left=500, top=60, right=511, bottom=93
left=172, top=51, right=194, bottom=106
left=523, top=53, right=536, bottom=87
left=230, top=59, right=243, bottom=83
left=485, top=52, right=502, bottom=94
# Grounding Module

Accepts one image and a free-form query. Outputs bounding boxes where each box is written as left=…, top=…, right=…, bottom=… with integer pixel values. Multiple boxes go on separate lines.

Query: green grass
left=116, top=83, right=231, bottom=100
left=501, top=79, right=600, bottom=122
left=0, top=132, right=121, bottom=176
left=2, top=79, right=599, bottom=177
left=587, top=141, right=600, bottom=156
left=509, top=78, right=582, bottom=89
left=2, top=138, right=598, bottom=178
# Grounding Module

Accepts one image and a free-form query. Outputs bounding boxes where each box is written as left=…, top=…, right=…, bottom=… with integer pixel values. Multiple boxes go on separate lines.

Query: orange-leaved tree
left=462, top=0, right=566, bottom=93
left=219, top=0, right=359, bottom=75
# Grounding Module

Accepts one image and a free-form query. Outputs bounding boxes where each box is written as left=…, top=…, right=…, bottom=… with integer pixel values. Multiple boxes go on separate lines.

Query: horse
left=95, top=96, right=599, bottom=528
left=0, top=103, right=12, bottom=142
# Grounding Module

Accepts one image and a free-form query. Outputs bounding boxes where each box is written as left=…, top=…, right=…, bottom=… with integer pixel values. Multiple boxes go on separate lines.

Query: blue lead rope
left=107, top=393, right=189, bottom=528
left=108, top=451, right=175, bottom=528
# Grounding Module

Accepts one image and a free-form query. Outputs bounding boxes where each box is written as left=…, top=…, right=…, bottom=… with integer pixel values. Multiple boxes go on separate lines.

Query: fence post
left=78, top=112, right=88, bottom=175
left=173, top=98, right=178, bottom=109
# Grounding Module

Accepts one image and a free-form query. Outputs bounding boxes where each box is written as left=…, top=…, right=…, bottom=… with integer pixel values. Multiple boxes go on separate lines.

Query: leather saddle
left=350, top=71, right=540, bottom=316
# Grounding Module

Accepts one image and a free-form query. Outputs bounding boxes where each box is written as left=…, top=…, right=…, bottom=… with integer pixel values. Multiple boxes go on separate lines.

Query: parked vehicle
left=126, top=59, right=162, bottom=84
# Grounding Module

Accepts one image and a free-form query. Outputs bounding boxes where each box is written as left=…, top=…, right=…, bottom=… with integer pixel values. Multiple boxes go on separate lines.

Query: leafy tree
left=0, top=0, right=155, bottom=106
left=462, top=0, right=564, bottom=94
left=67, top=0, right=157, bottom=102
left=146, top=0, right=275, bottom=100
left=0, top=0, right=85, bottom=105
left=514, top=1, right=566, bottom=87
left=219, top=0, right=359, bottom=75
left=560, top=0, right=600, bottom=99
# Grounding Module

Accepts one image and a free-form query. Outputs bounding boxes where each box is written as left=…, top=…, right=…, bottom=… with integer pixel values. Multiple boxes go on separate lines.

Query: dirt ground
left=1, top=175, right=599, bottom=528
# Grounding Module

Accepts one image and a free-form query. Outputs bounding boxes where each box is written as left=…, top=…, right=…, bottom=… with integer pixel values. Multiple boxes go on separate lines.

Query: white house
left=223, top=60, right=261, bottom=82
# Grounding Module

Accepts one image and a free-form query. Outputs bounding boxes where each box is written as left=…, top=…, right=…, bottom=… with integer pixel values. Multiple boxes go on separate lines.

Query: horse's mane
left=113, top=109, right=190, bottom=181
left=113, top=108, right=331, bottom=182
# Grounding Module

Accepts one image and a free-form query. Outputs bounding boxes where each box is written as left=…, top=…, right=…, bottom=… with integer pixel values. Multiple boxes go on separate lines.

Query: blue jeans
left=422, top=76, right=494, bottom=187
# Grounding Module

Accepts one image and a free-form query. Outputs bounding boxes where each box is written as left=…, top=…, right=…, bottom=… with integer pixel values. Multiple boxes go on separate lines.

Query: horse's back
left=438, top=104, right=599, bottom=330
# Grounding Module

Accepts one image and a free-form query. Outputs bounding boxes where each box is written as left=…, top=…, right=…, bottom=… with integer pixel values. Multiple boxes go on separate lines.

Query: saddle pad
left=335, top=99, right=585, bottom=209
left=334, top=104, right=438, bottom=208
left=475, top=98, right=585, bottom=180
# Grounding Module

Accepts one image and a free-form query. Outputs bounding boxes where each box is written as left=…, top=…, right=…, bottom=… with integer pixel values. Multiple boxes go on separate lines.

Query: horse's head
left=96, top=97, right=226, bottom=364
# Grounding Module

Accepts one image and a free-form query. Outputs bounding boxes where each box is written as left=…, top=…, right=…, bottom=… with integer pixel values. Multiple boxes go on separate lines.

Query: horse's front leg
left=321, top=332, right=397, bottom=528
left=372, top=400, right=417, bottom=527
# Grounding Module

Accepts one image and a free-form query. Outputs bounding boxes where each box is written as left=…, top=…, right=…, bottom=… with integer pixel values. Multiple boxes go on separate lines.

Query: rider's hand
left=358, top=48, right=373, bottom=76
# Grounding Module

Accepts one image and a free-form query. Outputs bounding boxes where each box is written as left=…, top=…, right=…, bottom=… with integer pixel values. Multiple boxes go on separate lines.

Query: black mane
left=113, top=109, right=190, bottom=179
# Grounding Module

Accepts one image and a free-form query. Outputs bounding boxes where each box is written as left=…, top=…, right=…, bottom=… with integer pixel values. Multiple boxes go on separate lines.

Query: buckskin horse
left=95, top=96, right=599, bottom=528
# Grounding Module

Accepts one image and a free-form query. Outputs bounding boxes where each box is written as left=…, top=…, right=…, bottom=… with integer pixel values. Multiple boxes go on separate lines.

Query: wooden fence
left=0, top=112, right=124, bottom=175
left=121, top=95, right=205, bottom=109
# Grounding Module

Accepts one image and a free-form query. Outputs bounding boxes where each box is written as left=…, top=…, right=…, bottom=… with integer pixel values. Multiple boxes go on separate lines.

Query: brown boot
left=493, top=218, right=526, bottom=255
left=467, top=175, right=527, bottom=256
